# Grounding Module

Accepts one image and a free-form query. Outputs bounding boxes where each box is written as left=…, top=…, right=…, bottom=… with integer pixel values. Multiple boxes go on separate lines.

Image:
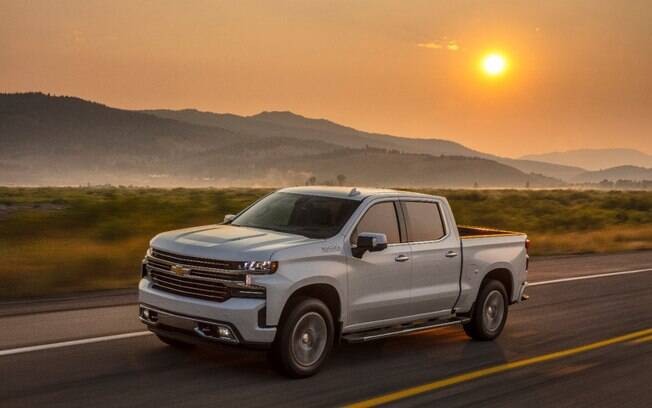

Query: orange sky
left=2, top=0, right=651, bottom=157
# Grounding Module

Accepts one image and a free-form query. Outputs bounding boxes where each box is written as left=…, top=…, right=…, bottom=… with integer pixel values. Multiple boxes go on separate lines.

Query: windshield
left=231, top=192, right=361, bottom=239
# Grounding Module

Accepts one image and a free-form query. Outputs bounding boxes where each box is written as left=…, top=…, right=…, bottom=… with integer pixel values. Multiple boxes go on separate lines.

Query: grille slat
left=150, top=270, right=230, bottom=301
left=150, top=271, right=229, bottom=291
left=147, top=249, right=245, bottom=282
left=151, top=249, right=242, bottom=270
left=151, top=283, right=227, bottom=301
left=151, top=275, right=226, bottom=296
left=146, top=264, right=233, bottom=285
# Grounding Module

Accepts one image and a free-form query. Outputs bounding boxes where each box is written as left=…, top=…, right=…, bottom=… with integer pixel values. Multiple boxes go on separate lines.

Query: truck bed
left=458, top=225, right=524, bottom=239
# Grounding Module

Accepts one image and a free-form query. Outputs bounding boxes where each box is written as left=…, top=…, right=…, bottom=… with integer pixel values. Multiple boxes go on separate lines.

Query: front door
left=347, top=200, right=412, bottom=325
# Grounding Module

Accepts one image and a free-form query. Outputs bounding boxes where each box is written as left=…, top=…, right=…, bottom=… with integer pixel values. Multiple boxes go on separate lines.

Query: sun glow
left=481, top=53, right=508, bottom=76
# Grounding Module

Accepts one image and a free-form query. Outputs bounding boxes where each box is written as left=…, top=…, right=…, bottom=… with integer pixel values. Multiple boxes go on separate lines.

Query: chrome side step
left=342, top=317, right=470, bottom=343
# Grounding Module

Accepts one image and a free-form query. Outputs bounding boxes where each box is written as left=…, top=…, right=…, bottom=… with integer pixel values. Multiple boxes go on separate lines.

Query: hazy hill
left=0, top=92, right=561, bottom=187
left=572, top=165, right=652, bottom=183
left=144, top=109, right=486, bottom=157
left=494, top=158, right=584, bottom=181
left=0, top=93, right=254, bottom=183
left=172, top=145, right=562, bottom=188
left=145, top=108, right=585, bottom=180
left=268, top=148, right=561, bottom=188
left=521, top=149, right=652, bottom=171
left=0, top=92, right=248, bottom=159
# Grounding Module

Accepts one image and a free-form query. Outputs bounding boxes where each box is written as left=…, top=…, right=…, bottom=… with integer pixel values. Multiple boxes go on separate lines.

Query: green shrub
left=0, top=187, right=650, bottom=298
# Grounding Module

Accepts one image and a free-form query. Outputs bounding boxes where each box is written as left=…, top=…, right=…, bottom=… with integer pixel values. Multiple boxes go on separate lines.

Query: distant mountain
left=0, top=92, right=562, bottom=187
left=145, top=109, right=585, bottom=180
left=572, top=165, right=652, bottom=183
left=495, top=158, right=586, bottom=181
left=521, top=149, right=652, bottom=171
left=176, top=145, right=561, bottom=188
left=144, top=109, right=489, bottom=157
left=0, top=93, right=250, bottom=184
left=0, top=92, right=247, bottom=158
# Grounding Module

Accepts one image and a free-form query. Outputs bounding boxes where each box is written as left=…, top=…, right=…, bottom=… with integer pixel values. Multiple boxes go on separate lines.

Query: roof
left=278, top=186, right=438, bottom=201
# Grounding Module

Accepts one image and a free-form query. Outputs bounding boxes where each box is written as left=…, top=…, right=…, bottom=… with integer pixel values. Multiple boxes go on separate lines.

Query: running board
left=342, top=317, right=470, bottom=343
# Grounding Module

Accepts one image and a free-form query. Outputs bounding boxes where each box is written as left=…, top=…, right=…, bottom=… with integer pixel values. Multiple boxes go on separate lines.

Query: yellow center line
left=344, top=327, right=652, bottom=408
left=629, top=334, right=652, bottom=345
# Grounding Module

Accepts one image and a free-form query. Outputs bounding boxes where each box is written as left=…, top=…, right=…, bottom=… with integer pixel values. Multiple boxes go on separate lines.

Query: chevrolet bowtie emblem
left=170, top=264, right=190, bottom=276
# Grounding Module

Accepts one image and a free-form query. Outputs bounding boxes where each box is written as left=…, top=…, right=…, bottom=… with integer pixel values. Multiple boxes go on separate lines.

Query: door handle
left=395, top=254, right=410, bottom=262
left=445, top=251, right=458, bottom=258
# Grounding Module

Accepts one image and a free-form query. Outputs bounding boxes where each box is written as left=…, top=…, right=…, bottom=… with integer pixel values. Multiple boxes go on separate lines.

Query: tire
left=156, top=334, right=196, bottom=349
left=269, top=297, right=335, bottom=378
left=463, top=280, right=509, bottom=341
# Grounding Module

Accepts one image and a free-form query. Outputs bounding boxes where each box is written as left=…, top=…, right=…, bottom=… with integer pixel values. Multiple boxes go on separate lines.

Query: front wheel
left=269, top=297, right=334, bottom=378
left=463, top=280, right=509, bottom=341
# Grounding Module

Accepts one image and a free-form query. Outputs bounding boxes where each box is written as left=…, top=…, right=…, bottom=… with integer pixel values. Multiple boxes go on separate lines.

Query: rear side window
left=351, top=202, right=401, bottom=244
left=402, top=201, right=446, bottom=242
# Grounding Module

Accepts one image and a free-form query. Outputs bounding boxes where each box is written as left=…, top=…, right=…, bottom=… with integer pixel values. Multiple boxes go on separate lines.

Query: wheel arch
left=279, top=282, right=343, bottom=329
left=481, top=267, right=514, bottom=303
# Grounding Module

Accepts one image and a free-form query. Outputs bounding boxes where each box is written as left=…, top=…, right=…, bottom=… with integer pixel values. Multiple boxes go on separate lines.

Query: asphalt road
left=1, top=251, right=651, bottom=407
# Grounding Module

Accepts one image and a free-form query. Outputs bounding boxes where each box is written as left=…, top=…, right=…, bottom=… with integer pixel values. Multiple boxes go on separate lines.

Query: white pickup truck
left=139, top=187, right=529, bottom=377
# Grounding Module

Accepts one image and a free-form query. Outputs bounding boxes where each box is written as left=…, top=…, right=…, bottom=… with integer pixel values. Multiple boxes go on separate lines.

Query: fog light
left=140, top=307, right=158, bottom=323
left=218, top=326, right=232, bottom=338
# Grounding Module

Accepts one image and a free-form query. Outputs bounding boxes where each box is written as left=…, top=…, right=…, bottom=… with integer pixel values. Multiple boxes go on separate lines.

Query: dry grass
left=0, top=237, right=148, bottom=298
left=530, top=225, right=652, bottom=255
left=0, top=187, right=650, bottom=299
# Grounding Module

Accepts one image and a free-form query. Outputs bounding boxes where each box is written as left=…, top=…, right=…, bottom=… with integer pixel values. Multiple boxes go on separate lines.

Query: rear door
left=347, top=200, right=412, bottom=326
left=401, top=200, right=462, bottom=315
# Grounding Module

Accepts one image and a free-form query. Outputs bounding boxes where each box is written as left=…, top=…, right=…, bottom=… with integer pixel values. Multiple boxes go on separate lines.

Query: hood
left=150, top=224, right=316, bottom=261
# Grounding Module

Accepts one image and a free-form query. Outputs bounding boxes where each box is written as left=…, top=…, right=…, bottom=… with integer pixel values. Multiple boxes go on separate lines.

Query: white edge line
left=0, top=331, right=152, bottom=357
left=529, top=268, right=652, bottom=287
left=1, top=267, right=651, bottom=357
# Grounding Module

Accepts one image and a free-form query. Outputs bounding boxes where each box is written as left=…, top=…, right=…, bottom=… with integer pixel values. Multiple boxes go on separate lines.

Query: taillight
left=525, top=239, right=530, bottom=252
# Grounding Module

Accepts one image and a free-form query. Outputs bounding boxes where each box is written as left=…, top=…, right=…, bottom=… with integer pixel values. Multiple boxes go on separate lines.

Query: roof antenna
left=349, top=187, right=360, bottom=197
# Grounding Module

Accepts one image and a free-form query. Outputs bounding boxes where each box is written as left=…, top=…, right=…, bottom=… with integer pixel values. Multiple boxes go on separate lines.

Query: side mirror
left=352, top=232, right=388, bottom=258
left=223, top=214, right=236, bottom=223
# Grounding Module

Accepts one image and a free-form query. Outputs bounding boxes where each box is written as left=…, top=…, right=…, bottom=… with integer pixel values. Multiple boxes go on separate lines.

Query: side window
left=402, top=201, right=446, bottom=242
left=351, top=202, right=401, bottom=244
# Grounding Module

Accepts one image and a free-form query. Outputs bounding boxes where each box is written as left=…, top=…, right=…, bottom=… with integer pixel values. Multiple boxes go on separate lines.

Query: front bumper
left=138, top=278, right=276, bottom=346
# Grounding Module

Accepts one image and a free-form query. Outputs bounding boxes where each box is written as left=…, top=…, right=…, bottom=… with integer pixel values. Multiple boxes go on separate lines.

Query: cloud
left=417, top=42, right=443, bottom=49
left=417, top=39, right=460, bottom=51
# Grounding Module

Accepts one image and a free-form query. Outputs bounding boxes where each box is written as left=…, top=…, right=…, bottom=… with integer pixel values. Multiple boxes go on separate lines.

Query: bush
left=0, top=187, right=650, bottom=299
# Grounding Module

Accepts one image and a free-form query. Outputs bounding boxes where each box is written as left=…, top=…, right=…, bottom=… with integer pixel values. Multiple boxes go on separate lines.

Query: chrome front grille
left=145, top=248, right=247, bottom=302
left=151, top=249, right=243, bottom=271
left=148, top=269, right=230, bottom=302
left=147, top=249, right=246, bottom=282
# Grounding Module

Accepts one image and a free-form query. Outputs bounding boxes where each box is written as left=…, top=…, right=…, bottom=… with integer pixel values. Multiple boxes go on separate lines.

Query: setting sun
left=481, top=53, right=508, bottom=76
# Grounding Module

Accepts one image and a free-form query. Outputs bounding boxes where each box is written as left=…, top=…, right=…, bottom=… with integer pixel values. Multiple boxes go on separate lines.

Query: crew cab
left=139, top=187, right=529, bottom=377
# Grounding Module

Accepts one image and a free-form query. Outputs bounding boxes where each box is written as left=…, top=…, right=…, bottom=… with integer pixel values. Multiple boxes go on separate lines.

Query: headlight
left=243, top=260, right=278, bottom=274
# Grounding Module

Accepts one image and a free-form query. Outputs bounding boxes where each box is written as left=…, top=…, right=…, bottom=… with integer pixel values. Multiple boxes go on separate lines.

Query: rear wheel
left=156, top=334, right=195, bottom=349
left=463, top=280, right=508, bottom=341
left=269, top=297, right=334, bottom=378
